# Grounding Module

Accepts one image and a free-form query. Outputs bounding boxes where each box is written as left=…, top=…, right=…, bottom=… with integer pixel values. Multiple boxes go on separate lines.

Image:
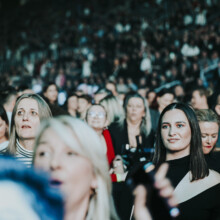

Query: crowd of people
left=0, top=0, right=219, bottom=219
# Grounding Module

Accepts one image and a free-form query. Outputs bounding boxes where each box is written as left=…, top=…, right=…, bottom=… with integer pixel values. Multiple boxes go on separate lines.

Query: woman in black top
left=153, top=103, right=220, bottom=220
left=109, top=92, right=155, bottom=171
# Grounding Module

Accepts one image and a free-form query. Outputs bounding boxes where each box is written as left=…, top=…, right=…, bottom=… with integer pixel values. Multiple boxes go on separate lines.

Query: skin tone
left=78, top=99, right=91, bottom=119
left=126, top=97, right=145, bottom=147
left=157, top=94, right=174, bottom=113
left=34, top=128, right=97, bottom=220
left=86, top=105, right=108, bottom=136
left=191, top=90, right=208, bottom=110
left=67, top=96, right=78, bottom=117
left=15, top=98, right=40, bottom=151
left=199, top=121, right=219, bottom=154
left=133, top=163, right=178, bottom=220
left=161, top=109, right=191, bottom=161
left=44, top=85, right=58, bottom=104
left=0, top=117, right=8, bottom=144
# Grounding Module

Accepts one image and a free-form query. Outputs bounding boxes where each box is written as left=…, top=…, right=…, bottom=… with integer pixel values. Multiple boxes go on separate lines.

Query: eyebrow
left=17, top=108, right=38, bottom=111
left=162, top=121, right=187, bottom=124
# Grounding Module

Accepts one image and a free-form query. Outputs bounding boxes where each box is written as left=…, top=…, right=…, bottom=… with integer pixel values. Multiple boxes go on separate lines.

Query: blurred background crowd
left=0, top=0, right=219, bottom=106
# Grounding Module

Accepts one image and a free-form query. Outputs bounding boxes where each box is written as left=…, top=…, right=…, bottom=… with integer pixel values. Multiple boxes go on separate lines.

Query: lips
left=50, top=179, right=63, bottom=188
left=21, top=125, right=31, bottom=128
left=168, top=138, right=179, bottom=143
left=205, top=145, right=212, bottom=149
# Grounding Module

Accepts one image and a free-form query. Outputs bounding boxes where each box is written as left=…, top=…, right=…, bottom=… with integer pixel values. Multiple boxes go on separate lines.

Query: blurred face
left=15, top=99, right=40, bottom=141
left=34, top=128, right=96, bottom=209
left=78, top=98, right=90, bottom=114
left=0, top=117, right=7, bottom=141
left=44, top=85, right=58, bottom=104
left=191, top=90, right=204, bottom=109
left=126, top=97, right=145, bottom=123
left=87, top=106, right=107, bottom=131
left=199, top=122, right=219, bottom=154
left=147, top=91, right=156, bottom=105
left=94, top=93, right=106, bottom=104
left=67, top=96, right=78, bottom=111
left=157, top=94, right=174, bottom=112
left=161, top=109, right=191, bottom=160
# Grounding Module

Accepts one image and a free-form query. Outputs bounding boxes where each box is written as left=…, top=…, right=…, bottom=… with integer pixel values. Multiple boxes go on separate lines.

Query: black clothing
left=205, top=151, right=220, bottom=173
left=167, top=156, right=220, bottom=220
left=109, top=120, right=155, bottom=170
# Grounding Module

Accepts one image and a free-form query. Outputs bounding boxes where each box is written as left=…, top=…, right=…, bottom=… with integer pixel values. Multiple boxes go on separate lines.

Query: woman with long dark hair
left=153, top=102, right=220, bottom=219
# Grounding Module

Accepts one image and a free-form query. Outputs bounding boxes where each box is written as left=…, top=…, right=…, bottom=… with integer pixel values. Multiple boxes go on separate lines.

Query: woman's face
left=191, top=90, right=203, bottom=109
left=34, top=128, right=97, bottom=209
left=87, top=105, right=107, bottom=130
left=126, top=97, right=145, bottom=122
left=199, top=121, right=219, bottom=154
left=161, top=109, right=191, bottom=160
left=0, top=117, right=7, bottom=140
left=44, top=85, right=58, bottom=104
left=157, top=93, right=174, bottom=112
left=67, top=96, right=78, bottom=111
left=14, top=98, right=40, bottom=141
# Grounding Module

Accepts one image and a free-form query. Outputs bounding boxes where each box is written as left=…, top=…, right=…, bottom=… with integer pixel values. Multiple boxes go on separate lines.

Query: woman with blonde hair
left=100, top=94, right=124, bottom=126
left=109, top=92, right=155, bottom=171
left=7, top=93, right=52, bottom=167
left=33, top=116, right=119, bottom=220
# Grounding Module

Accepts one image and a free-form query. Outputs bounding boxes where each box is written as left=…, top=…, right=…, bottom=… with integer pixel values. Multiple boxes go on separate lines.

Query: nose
left=22, top=112, right=29, bottom=120
left=168, top=126, right=176, bottom=136
left=50, top=155, right=61, bottom=171
left=206, top=136, right=211, bottom=144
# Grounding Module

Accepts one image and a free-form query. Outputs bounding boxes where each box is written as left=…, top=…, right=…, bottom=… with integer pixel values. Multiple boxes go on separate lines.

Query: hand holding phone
left=127, top=163, right=179, bottom=220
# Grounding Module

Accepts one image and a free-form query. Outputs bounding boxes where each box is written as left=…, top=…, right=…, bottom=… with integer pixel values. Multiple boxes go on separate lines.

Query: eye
left=31, top=111, right=38, bottom=116
left=67, top=151, right=77, bottom=156
left=17, top=111, right=24, bottom=116
left=37, top=151, right=50, bottom=158
left=176, top=123, right=184, bottom=128
left=162, top=124, right=168, bottom=129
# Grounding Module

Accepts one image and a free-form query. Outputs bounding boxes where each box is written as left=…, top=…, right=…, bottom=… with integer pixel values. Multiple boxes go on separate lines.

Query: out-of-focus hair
left=0, top=105, right=9, bottom=139
left=33, top=116, right=119, bottom=220
left=195, top=109, right=220, bottom=126
left=100, top=94, right=125, bottom=125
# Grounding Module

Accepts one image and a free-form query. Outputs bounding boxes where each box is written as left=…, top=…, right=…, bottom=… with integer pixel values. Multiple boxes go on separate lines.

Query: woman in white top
left=7, top=93, right=52, bottom=167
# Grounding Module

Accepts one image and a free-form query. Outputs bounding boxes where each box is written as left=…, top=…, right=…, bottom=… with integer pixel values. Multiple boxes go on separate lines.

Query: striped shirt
left=0, top=141, right=9, bottom=155
left=15, top=139, right=34, bottom=168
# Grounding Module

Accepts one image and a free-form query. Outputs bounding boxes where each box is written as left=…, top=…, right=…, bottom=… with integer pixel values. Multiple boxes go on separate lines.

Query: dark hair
left=156, top=88, right=174, bottom=98
left=0, top=105, right=9, bottom=139
left=0, top=156, right=64, bottom=220
left=0, top=86, right=17, bottom=106
left=78, top=94, right=93, bottom=104
left=42, top=81, right=58, bottom=93
left=153, top=102, right=209, bottom=181
left=94, top=87, right=112, bottom=96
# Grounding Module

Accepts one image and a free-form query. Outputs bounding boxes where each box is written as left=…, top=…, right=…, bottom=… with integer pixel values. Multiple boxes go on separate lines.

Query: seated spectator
left=77, top=94, right=92, bottom=120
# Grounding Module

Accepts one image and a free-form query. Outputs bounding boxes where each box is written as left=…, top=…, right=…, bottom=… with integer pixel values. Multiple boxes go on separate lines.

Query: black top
left=167, top=156, right=220, bottom=220
left=205, top=151, right=220, bottom=173
left=109, top=120, right=155, bottom=170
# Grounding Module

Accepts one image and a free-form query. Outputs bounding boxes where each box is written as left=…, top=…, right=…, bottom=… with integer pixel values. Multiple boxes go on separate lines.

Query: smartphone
left=126, top=162, right=179, bottom=220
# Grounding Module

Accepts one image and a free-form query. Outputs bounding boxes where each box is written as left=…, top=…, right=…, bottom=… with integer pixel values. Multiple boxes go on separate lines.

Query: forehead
left=199, top=121, right=219, bottom=132
left=161, top=93, right=174, bottom=100
left=89, top=105, right=105, bottom=112
left=17, top=98, right=38, bottom=109
left=193, top=90, right=200, bottom=97
left=162, top=109, right=189, bottom=123
left=128, top=97, right=144, bottom=105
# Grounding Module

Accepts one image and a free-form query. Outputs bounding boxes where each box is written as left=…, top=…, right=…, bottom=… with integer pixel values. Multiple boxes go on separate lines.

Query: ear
left=215, top=105, right=220, bottom=116
left=90, top=175, right=98, bottom=190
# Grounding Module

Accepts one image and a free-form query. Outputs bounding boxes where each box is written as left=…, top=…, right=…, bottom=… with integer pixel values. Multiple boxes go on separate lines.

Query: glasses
left=87, top=111, right=106, bottom=119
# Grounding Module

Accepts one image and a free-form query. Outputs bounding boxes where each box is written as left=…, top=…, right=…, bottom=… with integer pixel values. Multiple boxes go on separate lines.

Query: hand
left=133, top=163, right=178, bottom=220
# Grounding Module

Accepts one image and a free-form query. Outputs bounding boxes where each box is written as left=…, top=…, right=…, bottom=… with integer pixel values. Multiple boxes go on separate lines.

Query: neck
left=198, top=103, right=209, bottom=109
left=18, top=139, right=35, bottom=151
left=64, top=196, right=90, bottom=220
left=166, top=150, right=190, bottom=161
left=127, top=118, right=142, bottom=128
left=0, top=136, right=8, bottom=144
left=68, top=109, right=77, bottom=117
left=93, top=128, right=103, bottom=137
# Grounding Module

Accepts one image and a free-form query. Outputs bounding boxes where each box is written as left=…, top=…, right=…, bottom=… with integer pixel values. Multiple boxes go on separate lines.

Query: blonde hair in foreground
left=33, top=116, right=119, bottom=220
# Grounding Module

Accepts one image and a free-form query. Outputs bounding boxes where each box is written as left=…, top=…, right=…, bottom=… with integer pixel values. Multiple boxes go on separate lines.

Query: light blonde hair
left=8, top=93, right=52, bottom=154
left=33, top=116, right=119, bottom=220
left=100, top=95, right=125, bottom=125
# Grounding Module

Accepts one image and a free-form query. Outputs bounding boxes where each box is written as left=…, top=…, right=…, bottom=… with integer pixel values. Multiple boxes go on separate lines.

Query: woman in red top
left=86, top=104, right=125, bottom=182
